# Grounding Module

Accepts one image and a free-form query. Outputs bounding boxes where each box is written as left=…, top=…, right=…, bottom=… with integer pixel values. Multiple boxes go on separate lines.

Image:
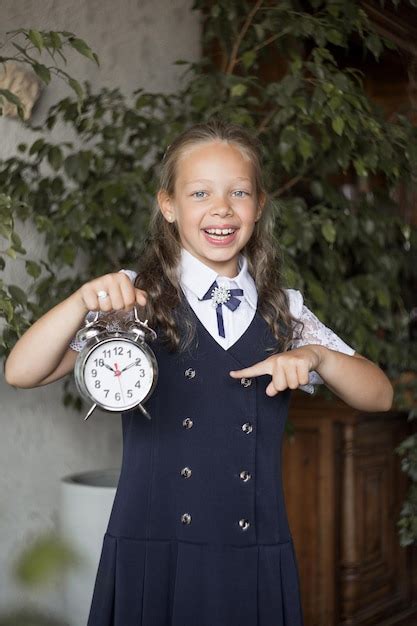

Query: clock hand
left=117, top=373, right=125, bottom=404
left=120, top=358, right=141, bottom=373
left=113, top=362, right=125, bottom=403
left=103, top=363, right=115, bottom=373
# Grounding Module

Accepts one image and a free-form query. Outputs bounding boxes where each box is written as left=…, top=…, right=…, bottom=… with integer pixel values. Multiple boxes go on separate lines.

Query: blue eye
left=191, top=190, right=250, bottom=199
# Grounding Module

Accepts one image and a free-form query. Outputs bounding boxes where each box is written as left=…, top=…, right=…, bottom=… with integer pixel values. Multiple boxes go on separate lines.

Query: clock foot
left=138, top=403, right=152, bottom=420
left=84, top=403, right=97, bottom=421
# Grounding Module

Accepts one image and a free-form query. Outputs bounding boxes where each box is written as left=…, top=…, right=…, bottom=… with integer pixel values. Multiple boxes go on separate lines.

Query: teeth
left=205, top=228, right=236, bottom=235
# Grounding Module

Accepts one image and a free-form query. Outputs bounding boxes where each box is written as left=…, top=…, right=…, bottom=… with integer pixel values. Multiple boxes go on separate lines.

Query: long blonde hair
left=134, top=118, right=303, bottom=354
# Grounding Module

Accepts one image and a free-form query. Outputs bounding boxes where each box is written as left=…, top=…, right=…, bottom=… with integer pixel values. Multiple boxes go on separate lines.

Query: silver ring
left=97, top=290, right=109, bottom=300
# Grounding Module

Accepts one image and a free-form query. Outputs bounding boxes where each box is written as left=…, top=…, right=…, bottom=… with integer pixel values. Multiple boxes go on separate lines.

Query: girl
left=5, top=119, right=393, bottom=626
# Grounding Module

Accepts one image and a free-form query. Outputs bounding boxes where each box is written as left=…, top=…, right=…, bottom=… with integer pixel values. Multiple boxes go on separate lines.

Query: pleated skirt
left=87, top=532, right=304, bottom=626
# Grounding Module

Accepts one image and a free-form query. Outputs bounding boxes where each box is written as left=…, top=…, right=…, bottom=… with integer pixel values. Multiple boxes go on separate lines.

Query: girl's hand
left=229, top=345, right=324, bottom=396
left=76, top=272, right=148, bottom=314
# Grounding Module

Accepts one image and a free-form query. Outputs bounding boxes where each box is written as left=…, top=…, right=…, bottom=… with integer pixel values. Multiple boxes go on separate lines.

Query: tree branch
left=272, top=174, right=304, bottom=198
left=257, top=105, right=280, bottom=135
left=225, top=0, right=264, bottom=75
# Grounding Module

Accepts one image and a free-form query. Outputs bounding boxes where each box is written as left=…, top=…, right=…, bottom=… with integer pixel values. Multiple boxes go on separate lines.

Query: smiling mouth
left=202, top=227, right=238, bottom=239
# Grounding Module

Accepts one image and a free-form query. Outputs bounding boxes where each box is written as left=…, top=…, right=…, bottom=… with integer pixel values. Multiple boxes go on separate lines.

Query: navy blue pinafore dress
left=87, top=293, right=304, bottom=626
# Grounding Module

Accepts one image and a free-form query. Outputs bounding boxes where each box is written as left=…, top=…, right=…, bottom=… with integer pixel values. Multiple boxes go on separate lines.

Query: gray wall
left=0, top=0, right=201, bottom=619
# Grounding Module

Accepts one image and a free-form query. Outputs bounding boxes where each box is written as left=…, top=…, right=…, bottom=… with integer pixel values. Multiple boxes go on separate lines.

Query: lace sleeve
left=286, top=289, right=356, bottom=395
left=69, top=269, right=138, bottom=352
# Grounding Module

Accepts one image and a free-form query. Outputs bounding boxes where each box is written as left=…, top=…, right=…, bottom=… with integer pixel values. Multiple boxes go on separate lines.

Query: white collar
left=178, top=247, right=257, bottom=309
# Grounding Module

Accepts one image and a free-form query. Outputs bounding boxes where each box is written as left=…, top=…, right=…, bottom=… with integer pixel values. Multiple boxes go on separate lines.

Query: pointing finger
left=229, top=359, right=273, bottom=379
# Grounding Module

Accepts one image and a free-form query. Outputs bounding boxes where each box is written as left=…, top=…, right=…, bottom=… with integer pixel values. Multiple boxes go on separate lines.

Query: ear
left=256, top=191, right=266, bottom=221
left=157, top=189, right=176, bottom=223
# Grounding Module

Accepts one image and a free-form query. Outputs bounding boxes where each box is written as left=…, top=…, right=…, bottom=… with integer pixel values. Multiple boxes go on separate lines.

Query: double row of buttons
left=181, top=367, right=253, bottom=531
left=178, top=423, right=254, bottom=531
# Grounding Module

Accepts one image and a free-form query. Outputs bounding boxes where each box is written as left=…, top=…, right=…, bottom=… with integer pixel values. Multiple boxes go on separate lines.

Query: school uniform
left=70, top=247, right=355, bottom=626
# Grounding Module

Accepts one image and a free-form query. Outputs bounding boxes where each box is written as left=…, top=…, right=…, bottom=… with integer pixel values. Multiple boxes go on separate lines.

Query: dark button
left=182, top=417, right=194, bottom=429
left=181, top=466, right=192, bottom=478
left=242, top=422, right=253, bottom=434
left=184, top=368, right=196, bottom=379
left=239, top=518, right=250, bottom=531
left=240, top=377, right=252, bottom=387
left=181, top=512, right=192, bottom=524
left=239, top=470, right=251, bottom=482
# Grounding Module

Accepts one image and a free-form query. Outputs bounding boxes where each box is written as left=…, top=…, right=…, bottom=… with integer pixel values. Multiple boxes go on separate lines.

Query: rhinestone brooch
left=210, top=286, right=231, bottom=307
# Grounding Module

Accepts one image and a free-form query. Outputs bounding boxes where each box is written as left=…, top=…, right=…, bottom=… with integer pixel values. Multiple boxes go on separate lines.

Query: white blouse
left=69, top=248, right=356, bottom=394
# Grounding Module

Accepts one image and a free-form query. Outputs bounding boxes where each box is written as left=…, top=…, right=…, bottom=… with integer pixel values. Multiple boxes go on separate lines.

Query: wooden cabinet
left=283, top=391, right=417, bottom=625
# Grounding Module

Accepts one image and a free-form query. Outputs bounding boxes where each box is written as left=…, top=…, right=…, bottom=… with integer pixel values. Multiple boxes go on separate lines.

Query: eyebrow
left=184, top=177, right=252, bottom=185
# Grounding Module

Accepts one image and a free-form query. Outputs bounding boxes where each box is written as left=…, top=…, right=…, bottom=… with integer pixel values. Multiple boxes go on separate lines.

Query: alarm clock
left=74, top=306, right=158, bottom=421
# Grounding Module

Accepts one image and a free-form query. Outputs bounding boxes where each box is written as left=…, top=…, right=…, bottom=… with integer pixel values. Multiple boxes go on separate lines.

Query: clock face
left=82, top=338, right=154, bottom=411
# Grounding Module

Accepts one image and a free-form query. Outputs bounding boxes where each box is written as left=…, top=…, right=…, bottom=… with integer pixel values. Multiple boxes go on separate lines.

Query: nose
left=210, top=194, right=233, bottom=216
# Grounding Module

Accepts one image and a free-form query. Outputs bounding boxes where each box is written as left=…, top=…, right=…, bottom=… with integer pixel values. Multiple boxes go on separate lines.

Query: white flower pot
left=59, top=468, right=119, bottom=626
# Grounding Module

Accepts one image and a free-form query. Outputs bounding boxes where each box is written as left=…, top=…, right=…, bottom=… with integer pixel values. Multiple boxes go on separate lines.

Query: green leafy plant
left=0, top=531, right=81, bottom=625
left=1, top=1, right=416, bottom=541
left=0, top=28, right=98, bottom=116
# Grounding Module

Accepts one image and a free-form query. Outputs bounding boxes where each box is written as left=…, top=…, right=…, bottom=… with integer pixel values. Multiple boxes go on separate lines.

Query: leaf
left=366, top=34, right=383, bottom=59
left=332, top=116, right=345, bottom=136
left=242, top=50, right=256, bottom=70
left=11, top=231, right=25, bottom=254
left=49, top=31, right=62, bottom=49
left=376, top=287, right=390, bottom=308
left=64, top=152, right=91, bottom=182
left=80, top=224, right=96, bottom=240
left=29, top=138, right=45, bottom=155
left=298, top=135, right=313, bottom=160
left=28, top=29, right=44, bottom=52
left=8, top=285, right=27, bottom=306
left=6, top=247, right=17, bottom=259
left=33, top=63, right=51, bottom=85
left=327, top=29, right=343, bottom=46
left=47, top=146, right=63, bottom=171
left=69, top=37, right=99, bottom=65
left=68, top=77, right=83, bottom=100
left=25, top=260, right=42, bottom=279
left=230, top=83, right=247, bottom=98
left=310, top=181, right=323, bottom=199
left=0, top=217, right=13, bottom=239
left=353, top=159, right=368, bottom=177
left=0, top=89, right=25, bottom=118
left=321, top=219, right=337, bottom=243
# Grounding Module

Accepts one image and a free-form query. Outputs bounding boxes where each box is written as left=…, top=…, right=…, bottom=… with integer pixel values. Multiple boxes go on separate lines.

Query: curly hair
left=133, top=117, right=303, bottom=354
